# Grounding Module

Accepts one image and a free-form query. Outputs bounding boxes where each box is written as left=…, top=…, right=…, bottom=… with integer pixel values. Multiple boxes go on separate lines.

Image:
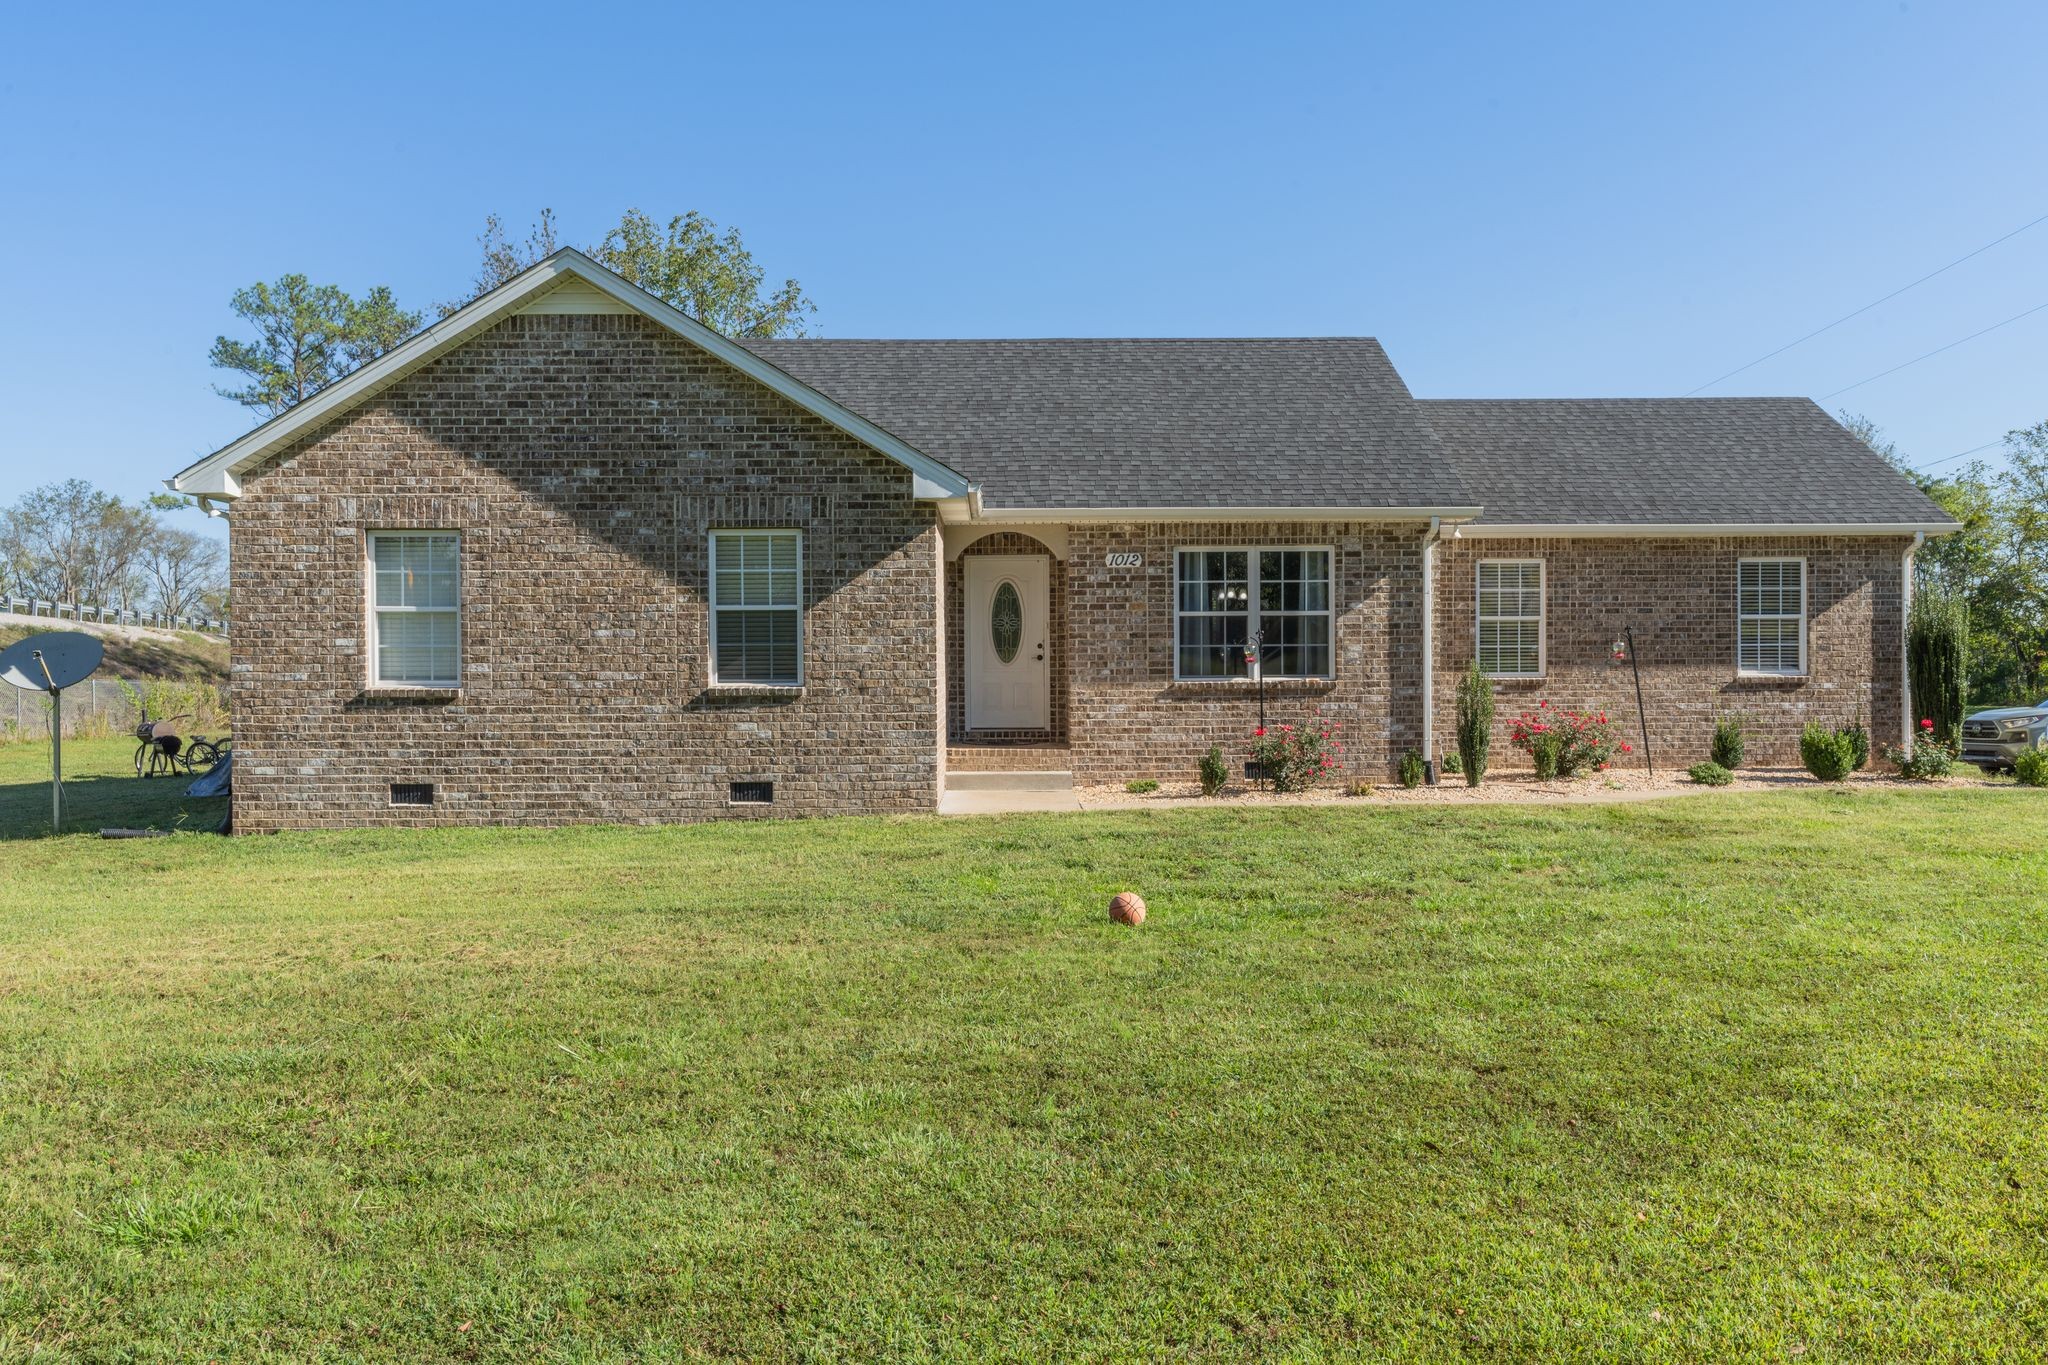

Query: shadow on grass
left=0, top=755, right=226, bottom=841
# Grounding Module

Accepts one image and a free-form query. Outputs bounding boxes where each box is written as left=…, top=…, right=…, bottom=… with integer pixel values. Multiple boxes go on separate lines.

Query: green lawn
left=2, top=740, right=2045, bottom=1360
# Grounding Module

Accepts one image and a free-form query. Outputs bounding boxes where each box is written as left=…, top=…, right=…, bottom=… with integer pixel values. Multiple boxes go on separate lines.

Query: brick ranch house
left=168, top=250, right=1957, bottom=830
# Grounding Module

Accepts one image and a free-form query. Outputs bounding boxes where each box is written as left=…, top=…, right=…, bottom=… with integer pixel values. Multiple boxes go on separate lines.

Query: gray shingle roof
left=740, top=338, right=1469, bottom=512
left=1418, top=398, right=1953, bottom=526
left=739, top=336, right=1952, bottom=527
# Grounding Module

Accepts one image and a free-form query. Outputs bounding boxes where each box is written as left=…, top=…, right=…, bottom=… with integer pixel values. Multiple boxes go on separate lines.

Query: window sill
left=357, top=686, right=462, bottom=702
left=704, top=683, right=806, bottom=699
left=1166, top=677, right=1335, bottom=692
left=1733, top=671, right=1808, bottom=682
left=1484, top=673, right=1545, bottom=683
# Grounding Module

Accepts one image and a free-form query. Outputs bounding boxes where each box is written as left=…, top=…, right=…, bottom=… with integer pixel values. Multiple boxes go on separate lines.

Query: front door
left=965, top=555, right=1050, bottom=730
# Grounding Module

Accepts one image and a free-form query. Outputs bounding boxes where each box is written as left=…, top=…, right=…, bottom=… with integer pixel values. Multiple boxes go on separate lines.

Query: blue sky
left=3, top=1, right=2043, bottom=540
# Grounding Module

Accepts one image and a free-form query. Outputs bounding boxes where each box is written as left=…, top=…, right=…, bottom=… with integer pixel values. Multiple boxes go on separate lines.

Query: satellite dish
left=0, top=631, right=105, bottom=835
left=0, top=630, right=104, bottom=693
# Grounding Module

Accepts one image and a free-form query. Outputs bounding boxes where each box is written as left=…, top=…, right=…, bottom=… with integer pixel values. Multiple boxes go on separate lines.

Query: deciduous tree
left=593, top=209, right=814, bottom=337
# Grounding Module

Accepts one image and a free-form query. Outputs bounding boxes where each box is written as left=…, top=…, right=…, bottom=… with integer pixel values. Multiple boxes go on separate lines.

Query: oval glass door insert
left=990, top=581, right=1023, bottom=663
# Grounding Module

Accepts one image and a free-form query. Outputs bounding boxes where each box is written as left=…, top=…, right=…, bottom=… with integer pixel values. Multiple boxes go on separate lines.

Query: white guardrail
left=4, top=596, right=227, bottom=635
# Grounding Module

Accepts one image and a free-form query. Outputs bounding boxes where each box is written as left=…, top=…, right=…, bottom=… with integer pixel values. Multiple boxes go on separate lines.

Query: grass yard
left=2, top=739, right=2045, bottom=1359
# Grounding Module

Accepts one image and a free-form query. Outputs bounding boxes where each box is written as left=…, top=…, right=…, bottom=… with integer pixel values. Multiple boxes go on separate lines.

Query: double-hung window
left=1174, top=547, right=1332, bottom=680
left=1736, top=557, right=1805, bottom=675
left=710, top=529, right=802, bottom=685
left=1476, top=559, right=1544, bottom=678
left=368, top=531, right=460, bottom=688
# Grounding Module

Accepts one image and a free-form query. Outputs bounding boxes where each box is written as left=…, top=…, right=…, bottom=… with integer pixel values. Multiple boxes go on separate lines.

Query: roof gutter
left=1454, top=521, right=1962, bottom=539
left=971, top=505, right=1484, bottom=525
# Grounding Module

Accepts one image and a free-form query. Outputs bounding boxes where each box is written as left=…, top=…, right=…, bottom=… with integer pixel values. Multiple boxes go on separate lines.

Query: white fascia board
left=1453, top=520, right=1962, bottom=539
left=168, top=250, right=972, bottom=502
left=971, top=505, right=1486, bottom=524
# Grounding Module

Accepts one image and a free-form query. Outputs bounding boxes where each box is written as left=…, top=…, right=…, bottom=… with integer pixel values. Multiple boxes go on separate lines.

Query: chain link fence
left=2, top=676, right=227, bottom=743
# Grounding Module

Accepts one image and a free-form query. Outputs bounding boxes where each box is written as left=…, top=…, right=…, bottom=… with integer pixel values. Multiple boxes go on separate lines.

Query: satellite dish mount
left=0, top=631, right=106, bottom=834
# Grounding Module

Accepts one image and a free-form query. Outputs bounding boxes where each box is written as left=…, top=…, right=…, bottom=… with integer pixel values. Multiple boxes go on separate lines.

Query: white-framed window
left=1476, top=559, right=1544, bottom=679
left=1174, top=547, right=1333, bottom=680
left=710, top=529, right=803, bottom=685
left=367, top=531, right=460, bottom=688
left=1736, top=557, right=1806, bottom=675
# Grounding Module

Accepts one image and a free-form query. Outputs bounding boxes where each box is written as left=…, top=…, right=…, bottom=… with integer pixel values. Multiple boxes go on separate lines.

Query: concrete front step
left=947, top=745, right=1072, bottom=772
left=943, top=769, right=1075, bottom=793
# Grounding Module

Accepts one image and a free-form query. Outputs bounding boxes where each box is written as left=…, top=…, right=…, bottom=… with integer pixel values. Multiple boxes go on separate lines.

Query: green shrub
left=1440, top=751, right=1462, bottom=776
left=1883, top=734, right=1957, bottom=781
left=1843, top=719, right=1870, bottom=772
left=1800, top=722, right=1859, bottom=782
left=2014, top=749, right=2048, bottom=788
left=1397, top=750, right=1424, bottom=789
left=1908, top=584, right=1968, bottom=744
left=1710, top=713, right=1747, bottom=769
left=1688, top=761, right=1733, bottom=786
left=1455, top=662, right=1493, bottom=788
left=1124, top=779, right=1159, bottom=794
left=1197, top=745, right=1228, bottom=797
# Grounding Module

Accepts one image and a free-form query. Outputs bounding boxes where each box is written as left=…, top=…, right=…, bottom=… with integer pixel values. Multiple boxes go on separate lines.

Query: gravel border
left=1079, top=765, right=2005, bottom=809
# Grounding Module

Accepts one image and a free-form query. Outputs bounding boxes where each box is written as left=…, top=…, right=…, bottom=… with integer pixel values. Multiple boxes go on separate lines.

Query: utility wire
left=1914, top=438, right=2005, bottom=474
left=1685, top=209, right=2048, bottom=395
left=1820, top=300, right=2048, bottom=399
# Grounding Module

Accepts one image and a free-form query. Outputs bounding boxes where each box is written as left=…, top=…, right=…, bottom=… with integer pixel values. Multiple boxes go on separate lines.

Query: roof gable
left=168, top=250, right=971, bottom=502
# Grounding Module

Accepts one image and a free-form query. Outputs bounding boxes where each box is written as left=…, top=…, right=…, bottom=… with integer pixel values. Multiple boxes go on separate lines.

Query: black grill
left=729, top=781, right=773, bottom=804
left=390, top=782, right=435, bottom=807
left=1963, top=721, right=1999, bottom=740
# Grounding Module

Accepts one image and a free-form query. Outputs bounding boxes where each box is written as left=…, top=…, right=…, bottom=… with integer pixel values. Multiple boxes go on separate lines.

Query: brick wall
left=228, top=312, right=941, bottom=831
left=1063, top=522, right=1427, bottom=784
left=1431, top=535, right=1911, bottom=770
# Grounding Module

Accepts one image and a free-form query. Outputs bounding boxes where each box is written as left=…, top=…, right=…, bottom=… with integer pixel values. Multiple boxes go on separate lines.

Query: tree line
left=209, top=208, right=814, bottom=418
left=1, top=480, right=227, bottom=619
left=1, top=208, right=813, bottom=628
left=1845, top=412, right=2048, bottom=704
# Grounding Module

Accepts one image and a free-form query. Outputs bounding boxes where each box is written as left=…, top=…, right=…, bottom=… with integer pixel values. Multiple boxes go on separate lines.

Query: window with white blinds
left=1476, top=560, right=1544, bottom=678
left=368, top=532, right=460, bottom=687
left=1737, top=558, right=1806, bottom=675
left=711, top=530, right=802, bottom=685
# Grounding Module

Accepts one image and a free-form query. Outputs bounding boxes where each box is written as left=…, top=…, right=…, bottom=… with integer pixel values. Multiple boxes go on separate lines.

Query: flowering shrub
left=1246, top=712, right=1342, bottom=793
left=1507, top=702, right=1631, bottom=779
left=1883, top=718, right=1958, bottom=780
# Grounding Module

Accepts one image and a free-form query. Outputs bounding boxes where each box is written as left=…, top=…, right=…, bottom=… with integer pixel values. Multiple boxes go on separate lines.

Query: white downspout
left=1421, top=517, right=1442, bottom=779
left=1902, top=531, right=1923, bottom=755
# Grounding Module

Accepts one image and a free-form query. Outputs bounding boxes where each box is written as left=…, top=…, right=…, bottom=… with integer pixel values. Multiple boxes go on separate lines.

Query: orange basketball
left=1108, top=892, right=1147, bottom=926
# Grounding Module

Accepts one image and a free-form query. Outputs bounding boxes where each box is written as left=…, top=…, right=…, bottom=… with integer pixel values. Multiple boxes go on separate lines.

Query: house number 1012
left=1105, top=552, right=1144, bottom=569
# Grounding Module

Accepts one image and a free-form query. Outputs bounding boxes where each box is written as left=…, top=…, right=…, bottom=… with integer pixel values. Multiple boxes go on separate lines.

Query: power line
left=1820, top=300, right=2048, bottom=399
left=1914, top=438, right=2005, bottom=474
left=1685, top=208, right=2048, bottom=395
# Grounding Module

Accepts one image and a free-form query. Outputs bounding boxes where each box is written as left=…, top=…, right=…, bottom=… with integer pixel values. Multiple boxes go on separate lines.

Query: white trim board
left=1454, top=521, right=1959, bottom=539
left=168, top=250, right=973, bottom=503
left=971, top=505, right=1483, bottom=525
